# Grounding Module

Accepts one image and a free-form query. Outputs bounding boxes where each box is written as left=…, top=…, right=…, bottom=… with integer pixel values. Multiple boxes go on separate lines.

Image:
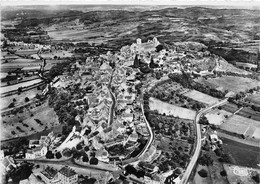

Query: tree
left=133, top=54, right=139, bottom=68
left=46, top=151, right=54, bottom=159
left=136, top=170, right=145, bottom=178
left=220, top=170, right=227, bottom=176
left=219, top=153, right=231, bottom=163
left=156, top=44, right=164, bottom=52
left=198, top=169, right=208, bottom=178
left=84, top=146, right=89, bottom=152
left=25, top=97, right=30, bottom=102
left=62, top=148, right=72, bottom=157
left=199, top=116, right=209, bottom=125
left=198, top=154, right=213, bottom=166
left=55, top=152, right=62, bottom=159
left=125, top=164, right=137, bottom=175
left=82, top=155, right=89, bottom=162
left=18, top=87, right=23, bottom=93
left=251, top=173, right=260, bottom=183
left=76, top=144, right=83, bottom=150
left=89, top=157, right=98, bottom=165
left=8, top=102, right=15, bottom=108
left=214, top=148, right=222, bottom=157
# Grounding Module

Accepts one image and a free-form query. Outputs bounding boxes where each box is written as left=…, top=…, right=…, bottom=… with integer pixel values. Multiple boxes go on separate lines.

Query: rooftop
left=41, top=167, right=57, bottom=179
left=59, top=166, right=77, bottom=178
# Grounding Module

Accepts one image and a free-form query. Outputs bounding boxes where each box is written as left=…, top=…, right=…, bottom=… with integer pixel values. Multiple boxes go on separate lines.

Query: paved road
left=108, top=69, right=116, bottom=126
left=137, top=96, right=154, bottom=158
left=180, top=99, right=228, bottom=184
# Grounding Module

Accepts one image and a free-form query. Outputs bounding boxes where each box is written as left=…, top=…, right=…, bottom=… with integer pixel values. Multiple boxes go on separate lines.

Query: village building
left=40, top=167, right=60, bottom=184
left=26, top=132, right=55, bottom=159
left=57, top=166, right=78, bottom=184
left=25, top=145, right=48, bottom=159
left=1, top=156, right=17, bottom=172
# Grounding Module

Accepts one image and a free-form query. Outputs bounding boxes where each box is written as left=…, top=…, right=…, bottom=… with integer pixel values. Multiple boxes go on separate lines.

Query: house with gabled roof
left=40, top=167, right=59, bottom=184
left=57, top=166, right=78, bottom=184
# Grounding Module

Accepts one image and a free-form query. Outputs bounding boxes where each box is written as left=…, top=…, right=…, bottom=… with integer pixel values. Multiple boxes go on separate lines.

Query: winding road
left=180, top=98, right=228, bottom=184
left=137, top=99, right=154, bottom=158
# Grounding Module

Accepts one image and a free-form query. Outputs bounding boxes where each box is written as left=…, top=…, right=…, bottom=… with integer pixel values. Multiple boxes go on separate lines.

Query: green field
left=196, top=76, right=260, bottom=93
left=1, top=103, right=59, bottom=141
left=246, top=93, right=260, bottom=106
left=221, top=137, right=260, bottom=168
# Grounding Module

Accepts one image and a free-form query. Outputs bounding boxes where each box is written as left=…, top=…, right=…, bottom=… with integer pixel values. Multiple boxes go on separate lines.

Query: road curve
left=180, top=98, right=228, bottom=184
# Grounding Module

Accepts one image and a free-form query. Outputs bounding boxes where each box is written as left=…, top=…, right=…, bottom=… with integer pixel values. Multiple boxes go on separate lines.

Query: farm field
left=215, top=59, right=250, bottom=75
left=224, top=164, right=260, bottom=184
left=195, top=76, right=260, bottom=93
left=221, top=103, right=239, bottom=113
left=149, top=80, right=206, bottom=111
left=222, top=138, right=260, bottom=168
left=236, top=107, right=260, bottom=121
left=0, top=78, right=43, bottom=94
left=37, top=50, right=73, bottom=59
left=15, top=49, right=38, bottom=56
left=1, top=75, right=40, bottom=87
left=48, top=29, right=107, bottom=41
left=236, top=62, right=257, bottom=69
left=246, top=93, right=260, bottom=106
left=220, top=114, right=260, bottom=139
left=208, top=159, right=229, bottom=184
left=156, top=137, right=192, bottom=154
left=6, top=58, right=39, bottom=63
left=183, top=90, right=220, bottom=105
left=149, top=97, right=196, bottom=120
left=1, top=103, right=59, bottom=141
left=193, top=164, right=212, bottom=184
left=2, top=54, right=22, bottom=60
left=1, top=87, right=41, bottom=110
left=205, top=109, right=232, bottom=125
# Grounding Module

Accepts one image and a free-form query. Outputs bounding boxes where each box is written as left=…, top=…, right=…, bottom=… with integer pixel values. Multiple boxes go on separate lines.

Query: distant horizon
left=1, top=0, right=260, bottom=9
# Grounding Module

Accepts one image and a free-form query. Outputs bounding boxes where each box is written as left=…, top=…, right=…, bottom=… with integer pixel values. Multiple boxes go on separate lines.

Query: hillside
left=2, top=7, right=260, bottom=63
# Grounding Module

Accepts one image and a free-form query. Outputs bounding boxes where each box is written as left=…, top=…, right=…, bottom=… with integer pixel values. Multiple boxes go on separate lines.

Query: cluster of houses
left=25, top=132, right=56, bottom=159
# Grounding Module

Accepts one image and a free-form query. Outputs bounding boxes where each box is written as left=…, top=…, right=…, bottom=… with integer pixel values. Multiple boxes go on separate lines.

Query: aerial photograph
left=0, top=0, right=260, bottom=183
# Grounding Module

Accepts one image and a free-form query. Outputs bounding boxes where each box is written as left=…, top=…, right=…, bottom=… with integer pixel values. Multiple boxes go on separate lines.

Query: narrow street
left=108, top=69, right=116, bottom=126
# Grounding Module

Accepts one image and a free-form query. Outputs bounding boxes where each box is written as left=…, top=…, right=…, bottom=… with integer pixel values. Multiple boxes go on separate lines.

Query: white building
left=0, top=150, right=5, bottom=160
left=57, top=166, right=78, bottom=184
left=25, top=146, right=48, bottom=159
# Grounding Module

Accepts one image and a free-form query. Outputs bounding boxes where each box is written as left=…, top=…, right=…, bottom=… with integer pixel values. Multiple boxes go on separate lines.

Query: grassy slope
left=221, top=137, right=260, bottom=168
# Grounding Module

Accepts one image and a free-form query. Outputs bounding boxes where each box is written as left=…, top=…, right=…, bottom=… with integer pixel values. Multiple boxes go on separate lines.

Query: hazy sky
left=1, top=0, right=260, bottom=8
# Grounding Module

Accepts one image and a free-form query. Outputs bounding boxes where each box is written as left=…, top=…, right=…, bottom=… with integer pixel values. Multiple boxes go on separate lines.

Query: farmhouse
left=25, top=145, right=48, bottom=159
left=26, top=132, right=55, bottom=159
